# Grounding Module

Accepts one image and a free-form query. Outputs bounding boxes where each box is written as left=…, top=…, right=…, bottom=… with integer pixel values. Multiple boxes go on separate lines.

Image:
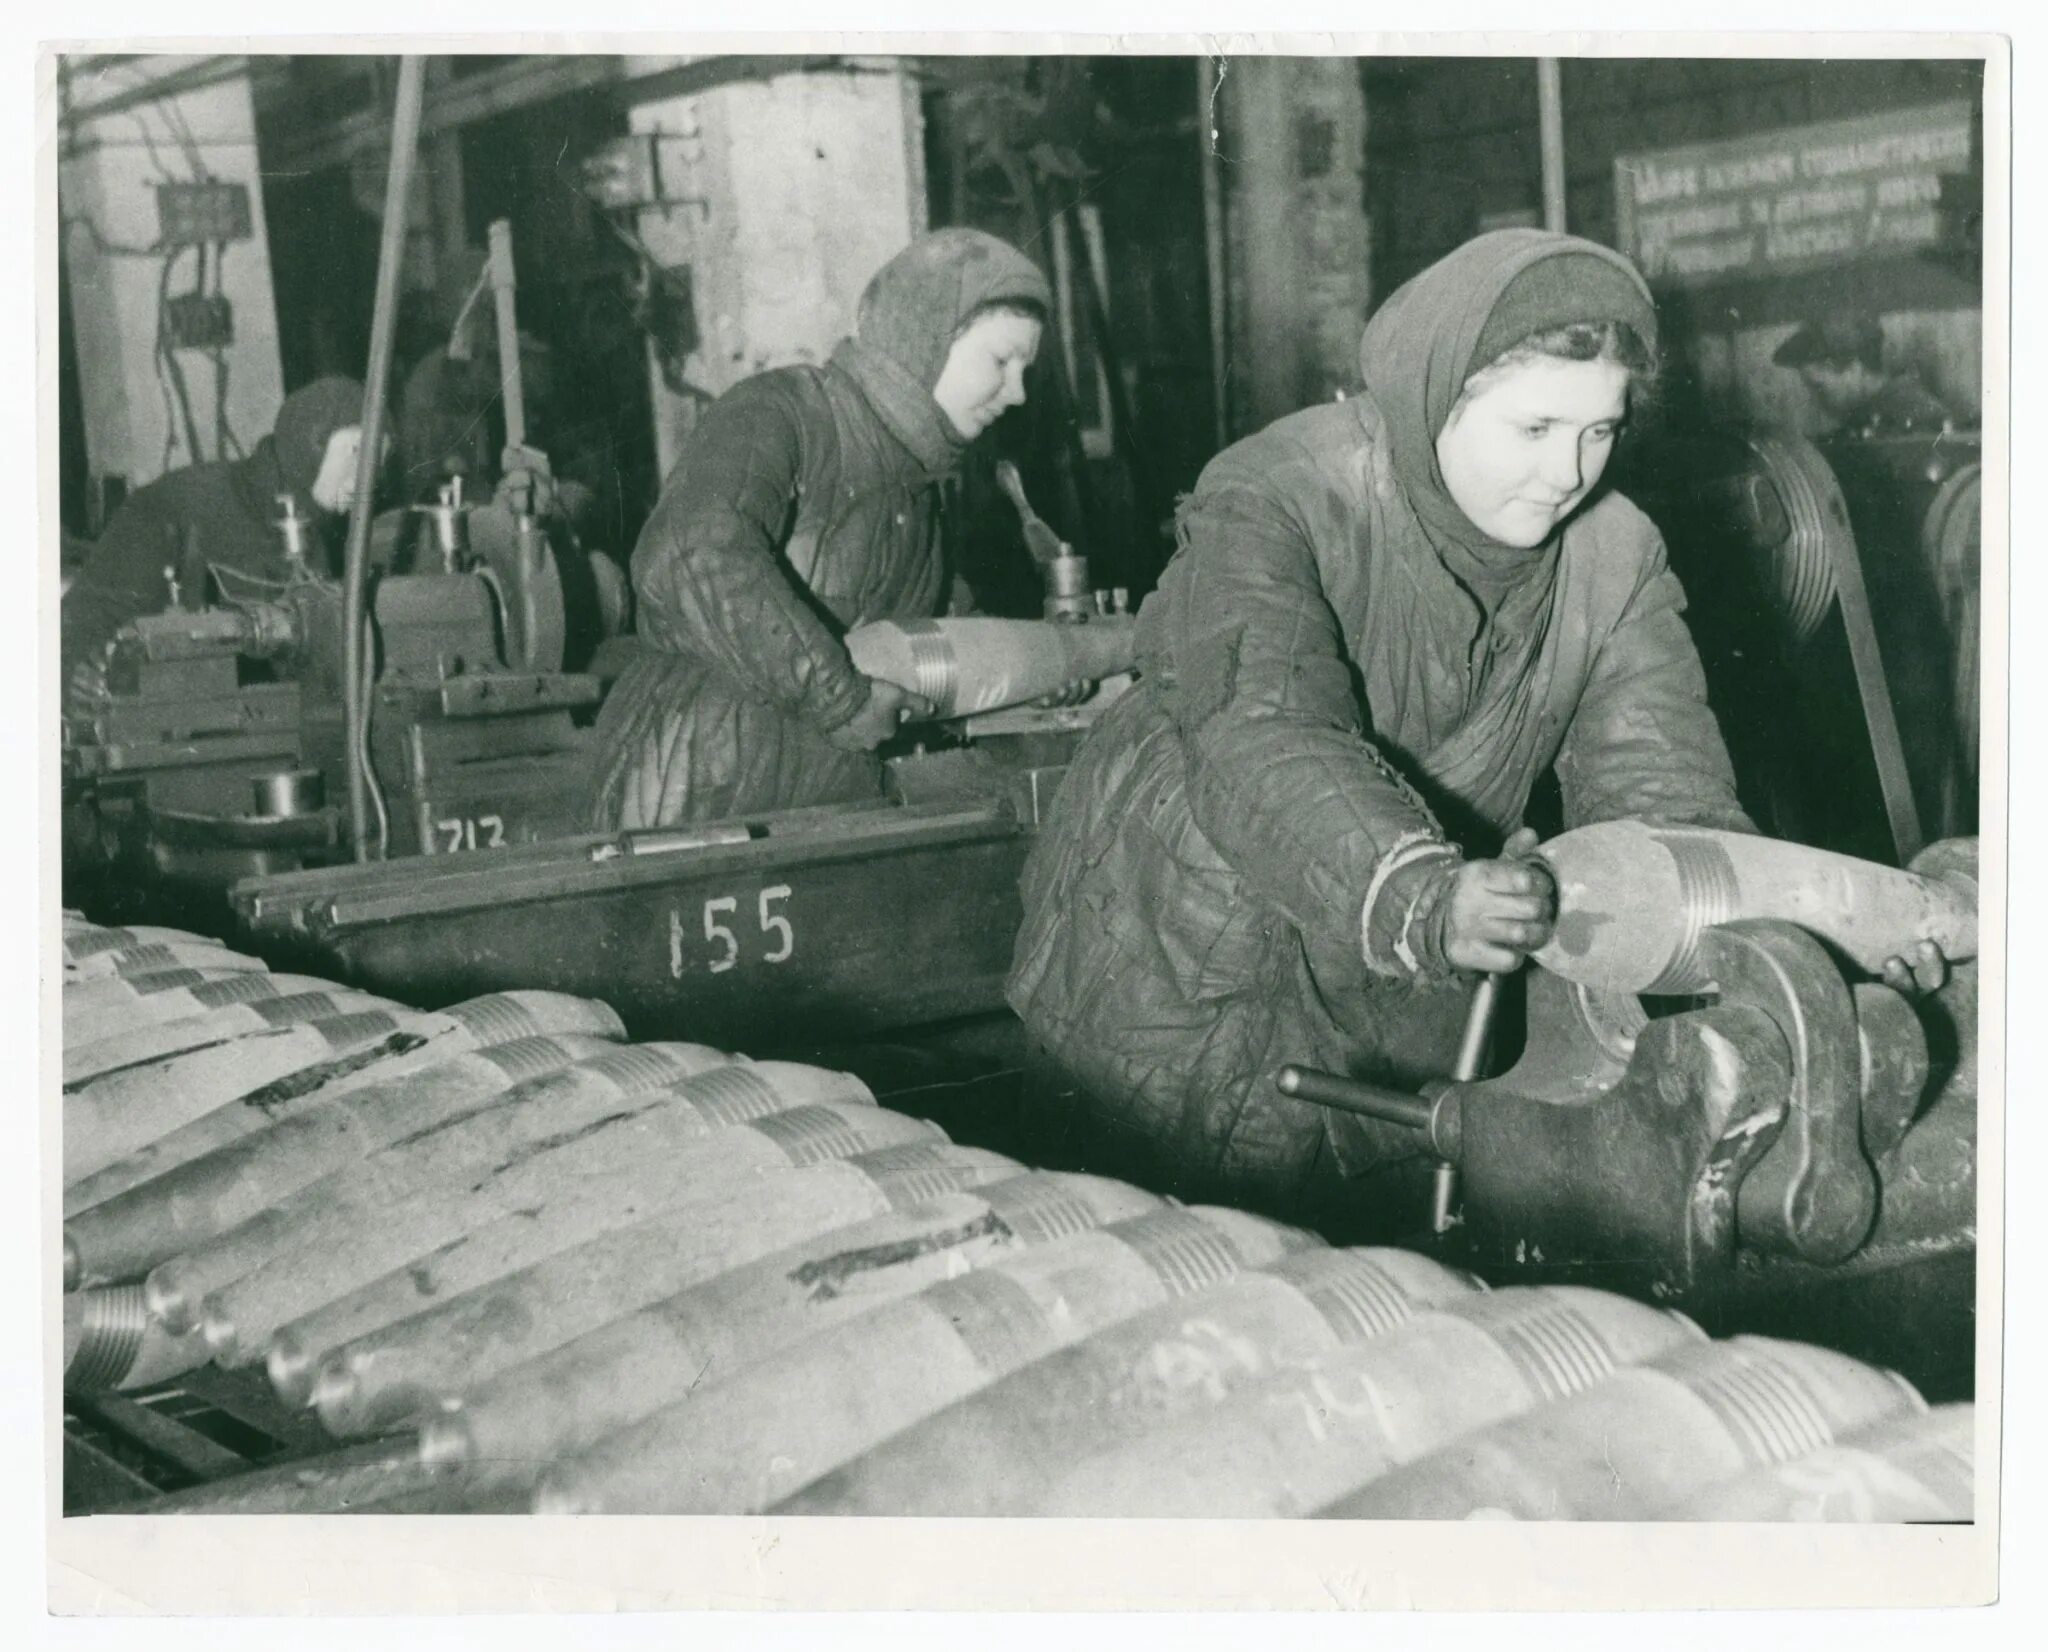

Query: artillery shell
left=756, top=1246, right=1478, bottom=1518
left=1668, top=1402, right=1974, bottom=1521
left=65, top=970, right=343, bottom=1049
left=66, top=1008, right=448, bottom=1186
left=64, top=1033, right=621, bottom=1287
left=198, top=1085, right=902, bottom=1366
left=422, top=1171, right=1178, bottom=1492
left=142, top=1044, right=755, bottom=1329
left=264, top=1072, right=917, bottom=1400
left=311, top=1143, right=1033, bottom=1437
left=1001, top=1284, right=1703, bottom=1517
left=1320, top=1334, right=1924, bottom=1520
left=65, top=988, right=394, bottom=1087
left=63, top=1286, right=209, bottom=1392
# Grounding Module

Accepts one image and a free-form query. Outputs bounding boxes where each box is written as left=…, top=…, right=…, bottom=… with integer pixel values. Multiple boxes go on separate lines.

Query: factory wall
left=59, top=58, right=287, bottom=508
left=626, top=58, right=928, bottom=481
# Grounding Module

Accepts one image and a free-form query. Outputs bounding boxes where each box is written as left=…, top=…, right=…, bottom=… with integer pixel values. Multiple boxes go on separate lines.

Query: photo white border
left=8, top=3, right=2032, bottom=1635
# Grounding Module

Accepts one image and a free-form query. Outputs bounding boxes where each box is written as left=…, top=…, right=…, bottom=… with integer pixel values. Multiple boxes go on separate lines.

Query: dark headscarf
left=830, top=228, right=1053, bottom=476
left=1358, top=229, right=1657, bottom=594
left=226, top=375, right=366, bottom=533
left=271, top=376, right=366, bottom=496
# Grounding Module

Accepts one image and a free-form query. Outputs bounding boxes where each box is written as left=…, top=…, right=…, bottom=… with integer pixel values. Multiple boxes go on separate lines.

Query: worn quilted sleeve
left=629, top=378, right=869, bottom=735
left=1556, top=531, right=1754, bottom=832
left=61, top=497, right=183, bottom=677
left=1159, top=484, right=1462, bottom=977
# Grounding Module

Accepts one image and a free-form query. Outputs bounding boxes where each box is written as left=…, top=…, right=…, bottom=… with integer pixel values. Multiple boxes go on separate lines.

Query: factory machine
left=61, top=476, right=623, bottom=905
left=1624, top=422, right=1982, bottom=863
left=60, top=453, right=1141, bottom=1050
left=1276, top=824, right=1981, bottom=1402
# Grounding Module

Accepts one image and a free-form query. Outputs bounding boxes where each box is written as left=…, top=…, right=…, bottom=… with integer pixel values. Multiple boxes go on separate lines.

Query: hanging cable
left=155, top=247, right=205, bottom=464
left=206, top=240, right=243, bottom=460
left=356, top=610, right=391, bottom=859
left=151, top=253, right=190, bottom=470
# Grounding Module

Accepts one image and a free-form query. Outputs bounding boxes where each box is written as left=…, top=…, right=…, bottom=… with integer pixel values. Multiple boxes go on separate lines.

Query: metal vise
left=1278, top=838, right=1979, bottom=1305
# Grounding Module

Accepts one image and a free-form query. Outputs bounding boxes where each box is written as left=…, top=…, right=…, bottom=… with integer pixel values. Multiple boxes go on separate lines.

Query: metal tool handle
left=1275, top=1065, right=1438, bottom=1132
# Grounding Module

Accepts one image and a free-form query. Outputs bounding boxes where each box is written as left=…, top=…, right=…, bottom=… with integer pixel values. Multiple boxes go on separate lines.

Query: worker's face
left=1435, top=356, right=1630, bottom=548
left=309, top=426, right=390, bottom=514
left=932, top=312, right=1042, bottom=440
left=1798, top=362, right=1883, bottom=420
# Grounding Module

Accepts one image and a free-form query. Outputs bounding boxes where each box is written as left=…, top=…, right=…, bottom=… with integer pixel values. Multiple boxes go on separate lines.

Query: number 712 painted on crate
left=669, top=885, right=797, bottom=978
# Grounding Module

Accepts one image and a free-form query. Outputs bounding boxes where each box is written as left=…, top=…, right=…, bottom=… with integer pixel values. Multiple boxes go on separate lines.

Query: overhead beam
left=263, top=55, right=629, bottom=175
left=259, top=53, right=908, bottom=178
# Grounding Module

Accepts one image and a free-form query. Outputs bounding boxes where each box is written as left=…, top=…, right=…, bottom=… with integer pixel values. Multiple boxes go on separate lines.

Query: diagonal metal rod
left=1537, top=59, right=1567, bottom=232
left=341, top=55, right=427, bottom=862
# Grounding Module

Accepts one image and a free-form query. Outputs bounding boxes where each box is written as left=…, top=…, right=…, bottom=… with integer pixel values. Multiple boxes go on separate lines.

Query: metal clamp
left=1699, top=918, right=1878, bottom=1265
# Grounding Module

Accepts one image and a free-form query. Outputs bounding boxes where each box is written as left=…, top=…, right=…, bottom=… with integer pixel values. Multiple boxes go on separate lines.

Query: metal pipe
left=1433, top=971, right=1503, bottom=1233
left=1453, top=974, right=1501, bottom=1083
left=341, top=56, right=427, bottom=863
left=1196, top=54, right=1231, bottom=449
left=1537, top=59, right=1567, bottom=233
left=487, top=219, right=526, bottom=456
left=1275, top=1065, right=1436, bottom=1134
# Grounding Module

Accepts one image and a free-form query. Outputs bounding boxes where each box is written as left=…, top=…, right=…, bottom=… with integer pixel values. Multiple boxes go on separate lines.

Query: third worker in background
left=588, top=228, right=1052, bottom=828
left=1772, top=313, right=1958, bottom=439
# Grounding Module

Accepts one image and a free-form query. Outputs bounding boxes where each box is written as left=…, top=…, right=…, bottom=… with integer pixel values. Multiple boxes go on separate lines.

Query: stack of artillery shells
left=60, top=920, right=1974, bottom=1520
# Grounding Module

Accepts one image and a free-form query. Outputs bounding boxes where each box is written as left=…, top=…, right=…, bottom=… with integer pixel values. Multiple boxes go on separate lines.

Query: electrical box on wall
left=164, top=293, right=236, bottom=351
left=155, top=181, right=254, bottom=247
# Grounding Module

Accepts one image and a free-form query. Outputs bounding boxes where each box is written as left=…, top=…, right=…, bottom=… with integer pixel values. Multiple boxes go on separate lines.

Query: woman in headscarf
left=62, top=376, right=370, bottom=695
left=1007, top=229, right=1757, bottom=1222
left=589, top=228, right=1052, bottom=828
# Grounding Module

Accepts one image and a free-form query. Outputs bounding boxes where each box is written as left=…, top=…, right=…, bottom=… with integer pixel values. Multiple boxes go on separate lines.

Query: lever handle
left=994, top=459, right=1032, bottom=516
left=995, top=459, right=1067, bottom=568
left=1275, top=1065, right=1460, bottom=1159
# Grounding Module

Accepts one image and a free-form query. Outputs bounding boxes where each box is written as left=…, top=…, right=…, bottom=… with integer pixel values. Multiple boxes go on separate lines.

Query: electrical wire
left=125, top=106, right=178, bottom=182
left=155, top=247, right=206, bottom=466
left=159, top=95, right=210, bottom=178
left=356, top=610, right=390, bottom=859
left=211, top=344, right=242, bottom=460
left=67, top=67, right=245, bottom=475
left=151, top=253, right=183, bottom=471
left=206, top=240, right=244, bottom=460
left=209, top=562, right=295, bottom=601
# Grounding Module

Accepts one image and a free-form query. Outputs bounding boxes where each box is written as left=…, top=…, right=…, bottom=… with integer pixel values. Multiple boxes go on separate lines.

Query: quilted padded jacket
left=588, top=364, right=946, bottom=829
left=1008, top=392, right=1751, bottom=1211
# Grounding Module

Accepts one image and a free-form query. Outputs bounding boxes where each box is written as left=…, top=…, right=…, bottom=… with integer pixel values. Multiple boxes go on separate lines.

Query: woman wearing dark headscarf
left=62, top=376, right=370, bottom=694
left=589, top=228, right=1052, bottom=828
left=1008, top=229, right=1755, bottom=1218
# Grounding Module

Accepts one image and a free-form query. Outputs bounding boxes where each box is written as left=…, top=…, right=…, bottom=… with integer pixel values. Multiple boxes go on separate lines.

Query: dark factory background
left=60, top=58, right=1983, bottom=525
left=58, top=53, right=1985, bottom=858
